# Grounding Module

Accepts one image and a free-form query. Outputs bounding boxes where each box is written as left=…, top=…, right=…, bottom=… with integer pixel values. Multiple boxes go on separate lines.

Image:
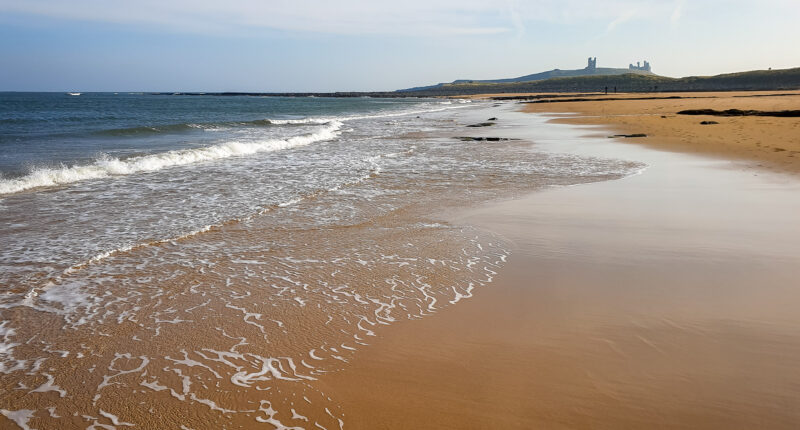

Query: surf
left=0, top=120, right=343, bottom=195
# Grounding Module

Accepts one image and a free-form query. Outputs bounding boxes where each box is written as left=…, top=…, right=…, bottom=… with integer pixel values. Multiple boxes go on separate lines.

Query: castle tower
left=587, top=57, right=597, bottom=71
left=629, top=60, right=653, bottom=72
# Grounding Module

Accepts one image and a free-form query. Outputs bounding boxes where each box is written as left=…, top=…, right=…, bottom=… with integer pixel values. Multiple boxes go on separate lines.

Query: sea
left=0, top=92, right=643, bottom=429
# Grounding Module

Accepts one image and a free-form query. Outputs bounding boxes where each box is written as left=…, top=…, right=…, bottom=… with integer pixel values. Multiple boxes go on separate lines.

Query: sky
left=1, top=0, right=799, bottom=92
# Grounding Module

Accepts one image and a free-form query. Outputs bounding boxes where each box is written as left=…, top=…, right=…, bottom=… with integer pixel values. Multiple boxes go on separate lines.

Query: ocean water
left=0, top=93, right=473, bottom=285
left=0, top=92, right=643, bottom=428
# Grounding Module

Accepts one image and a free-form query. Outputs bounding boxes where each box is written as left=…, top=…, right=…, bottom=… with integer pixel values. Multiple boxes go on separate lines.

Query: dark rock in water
left=700, top=120, right=719, bottom=125
left=456, top=137, right=513, bottom=142
left=609, top=133, right=647, bottom=138
left=467, top=122, right=495, bottom=127
left=487, top=117, right=498, bottom=121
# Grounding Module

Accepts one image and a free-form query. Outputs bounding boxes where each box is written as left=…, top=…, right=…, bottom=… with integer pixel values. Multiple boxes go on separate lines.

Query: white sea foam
left=256, top=401, right=304, bottom=430
left=63, top=223, right=216, bottom=275
left=30, top=372, right=67, bottom=397
left=97, top=353, right=150, bottom=391
left=140, top=379, right=168, bottom=392
left=267, top=118, right=333, bottom=125
left=0, top=409, right=35, bottom=430
left=272, top=102, right=472, bottom=127
left=342, top=104, right=471, bottom=121
left=0, top=121, right=343, bottom=195
left=0, top=101, right=477, bottom=196
left=99, top=410, right=135, bottom=427
left=0, top=322, right=18, bottom=358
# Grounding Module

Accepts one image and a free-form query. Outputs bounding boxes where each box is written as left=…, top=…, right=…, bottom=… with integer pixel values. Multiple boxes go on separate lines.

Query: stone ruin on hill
left=586, top=57, right=653, bottom=72
left=629, top=60, right=652, bottom=72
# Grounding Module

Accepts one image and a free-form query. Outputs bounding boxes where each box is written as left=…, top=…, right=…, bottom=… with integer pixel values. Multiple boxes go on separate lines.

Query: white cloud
left=606, top=9, right=637, bottom=32
left=507, top=0, right=526, bottom=39
left=0, top=0, right=511, bottom=36
left=4, top=0, right=793, bottom=40
left=439, top=27, right=512, bottom=35
left=670, top=0, right=686, bottom=26
left=0, top=0, right=682, bottom=36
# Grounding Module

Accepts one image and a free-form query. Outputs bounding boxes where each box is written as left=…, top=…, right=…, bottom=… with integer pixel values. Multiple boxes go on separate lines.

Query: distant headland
left=156, top=60, right=800, bottom=98
left=398, top=57, right=656, bottom=92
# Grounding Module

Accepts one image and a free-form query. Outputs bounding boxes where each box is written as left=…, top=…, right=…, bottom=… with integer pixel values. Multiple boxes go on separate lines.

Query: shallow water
left=0, top=96, right=643, bottom=428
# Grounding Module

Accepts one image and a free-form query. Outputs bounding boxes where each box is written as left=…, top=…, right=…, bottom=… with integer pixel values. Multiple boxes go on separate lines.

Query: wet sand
left=320, top=98, right=800, bottom=428
left=1, top=102, right=640, bottom=429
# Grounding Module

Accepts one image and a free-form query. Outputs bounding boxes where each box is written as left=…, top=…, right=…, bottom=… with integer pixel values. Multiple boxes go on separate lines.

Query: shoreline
left=318, top=96, right=800, bottom=428
left=1, top=98, right=637, bottom=429
left=517, top=90, right=800, bottom=176
left=3, top=92, right=799, bottom=428
left=460, top=90, right=800, bottom=176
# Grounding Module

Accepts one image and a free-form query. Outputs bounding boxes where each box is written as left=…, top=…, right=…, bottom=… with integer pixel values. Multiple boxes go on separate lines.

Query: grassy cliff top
left=404, top=68, right=800, bottom=96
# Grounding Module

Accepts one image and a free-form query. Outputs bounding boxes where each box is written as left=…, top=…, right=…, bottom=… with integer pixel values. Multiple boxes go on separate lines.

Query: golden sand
left=518, top=91, right=800, bottom=174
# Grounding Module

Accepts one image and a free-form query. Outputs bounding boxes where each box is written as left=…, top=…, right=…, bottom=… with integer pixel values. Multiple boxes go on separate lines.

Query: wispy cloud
left=0, top=0, right=515, bottom=36
left=606, top=9, right=637, bottom=32
left=507, top=0, right=526, bottom=39
left=670, top=0, right=686, bottom=26
left=438, top=26, right=512, bottom=35
left=0, top=0, right=681, bottom=36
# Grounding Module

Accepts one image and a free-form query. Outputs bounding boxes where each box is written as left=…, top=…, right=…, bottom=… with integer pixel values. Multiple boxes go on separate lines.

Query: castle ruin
left=629, top=60, right=651, bottom=72
left=585, top=57, right=653, bottom=73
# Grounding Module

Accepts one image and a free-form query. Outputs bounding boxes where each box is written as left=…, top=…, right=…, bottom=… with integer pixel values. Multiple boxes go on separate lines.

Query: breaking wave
left=91, top=118, right=323, bottom=137
left=0, top=102, right=475, bottom=196
left=0, top=121, right=343, bottom=195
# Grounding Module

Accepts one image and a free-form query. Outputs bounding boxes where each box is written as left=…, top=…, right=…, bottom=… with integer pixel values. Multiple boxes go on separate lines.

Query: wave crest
left=92, top=118, right=326, bottom=137
left=0, top=121, right=342, bottom=195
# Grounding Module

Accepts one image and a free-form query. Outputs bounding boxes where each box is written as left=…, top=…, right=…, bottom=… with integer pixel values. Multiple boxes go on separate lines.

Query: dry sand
left=519, top=91, right=800, bottom=174
left=318, top=93, right=800, bottom=429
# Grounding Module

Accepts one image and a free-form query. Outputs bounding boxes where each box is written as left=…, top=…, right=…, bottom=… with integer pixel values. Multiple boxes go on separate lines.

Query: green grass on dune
left=407, top=67, right=800, bottom=96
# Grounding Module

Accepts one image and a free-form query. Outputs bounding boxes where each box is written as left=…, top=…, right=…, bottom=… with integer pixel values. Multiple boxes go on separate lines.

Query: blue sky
left=1, top=0, right=799, bottom=92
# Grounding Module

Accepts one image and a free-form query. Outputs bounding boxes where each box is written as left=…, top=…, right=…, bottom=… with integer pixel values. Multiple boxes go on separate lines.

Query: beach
left=519, top=90, right=800, bottom=174
left=318, top=92, right=800, bottom=428
left=1, top=92, right=799, bottom=429
left=4, top=1, right=799, bottom=427
left=0, top=95, right=637, bottom=428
